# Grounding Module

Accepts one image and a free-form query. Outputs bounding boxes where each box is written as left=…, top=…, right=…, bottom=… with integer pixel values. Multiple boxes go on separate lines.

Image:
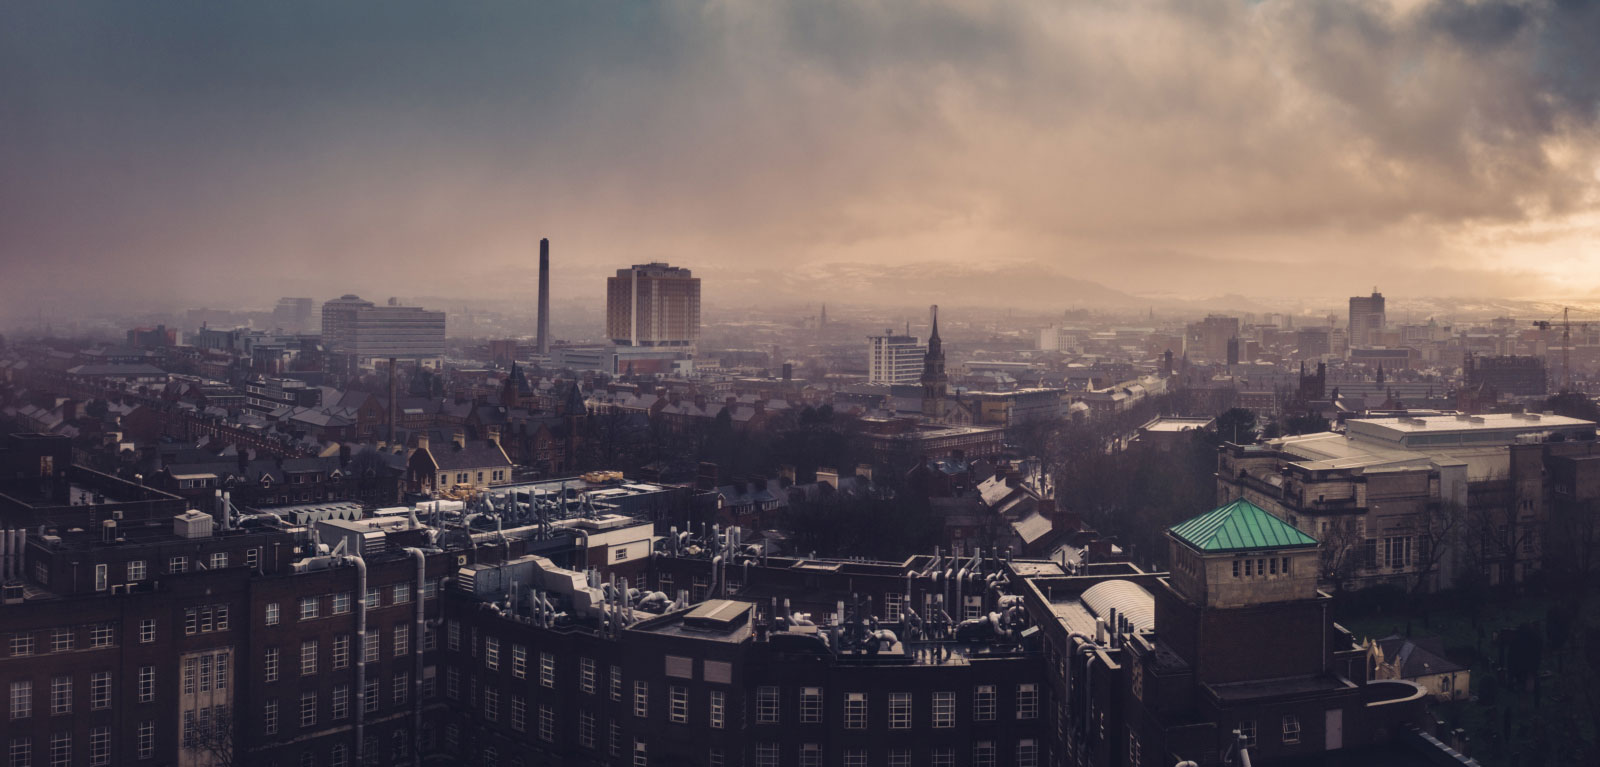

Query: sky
left=3, top=0, right=1599, bottom=316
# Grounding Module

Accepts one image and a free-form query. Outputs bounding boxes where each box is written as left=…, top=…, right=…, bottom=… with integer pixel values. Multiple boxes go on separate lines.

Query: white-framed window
left=844, top=692, right=867, bottom=729
left=1017, top=739, right=1039, bottom=767
left=424, top=578, right=440, bottom=600
left=332, top=685, right=350, bottom=720
left=209, top=552, right=228, bottom=569
left=633, top=680, right=649, bottom=718
left=510, top=696, right=526, bottom=732
left=51, top=629, right=73, bottom=653
left=539, top=651, right=555, bottom=688
left=757, top=685, right=780, bottom=724
left=446, top=667, right=460, bottom=700
left=140, top=618, right=156, bottom=643
left=9, top=737, right=31, bottom=767
left=364, top=632, right=380, bottom=663
left=330, top=743, right=348, bottom=767
left=1282, top=715, right=1300, bottom=744
left=393, top=583, right=411, bottom=604
left=932, top=691, right=955, bottom=728
left=580, top=657, right=596, bottom=694
left=90, top=623, right=115, bottom=648
left=974, top=741, right=997, bottom=767
left=843, top=750, right=869, bottom=767
left=888, top=749, right=911, bottom=767
left=393, top=672, right=409, bottom=705
left=246, top=547, right=260, bottom=571
left=265, top=602, right=280, bottom=626
left=1017, top=683, right=1038, bottom=719
left=931, top=748, right=954, bottom=767
left=332, top=592, right=351, bottom=615
left=300, top=639, right=318, bottom=675
left=1238, top=720, right=1257, bottom=748
left=50, top=676, right=70, bottom=715
left=138, top=665, right=155, bottom=703
left=447, top=620, right=461, bottom=652
left=800, top=686, right=822, bottom=723
left=89, top=672, right=110, bottom=710
left=610, top=666, right=622, bottom=701
left=710, top=690, right=726, bottom=729
left=1129, top=726, right=1143, bottom=767
left=670, top=685, right=688, bottom=724
left=485, top=636, right=500, bottom=671
left=394, top=624, right=409, bottom=657
left=755, top=743, right=779, bottom=767
left=974, top=684, right=996, bottom=721
left=539, top=704, right=555, bottom=742
left=799, top=743, right=821, bottom=767
left=299, top=596, right=319, bottom=621
left=889, top=692, right=911, bottom=729
left=365, top=586, right=381, bottom=609
left=483, top=687, right=499, bottom=722
left=299, top=691, right=317, bottom=728
left=11, top=633, right=36, bottom=657
left=127, top=560, right=146, bottom=581
left=579, top=709, right=596, bottom=748
left=137, top=720, right=155, bottom=759
left=511, top=644, right=528, bottom=679
left=95, top=563, right=108, bottom=591
left=364, top=679, right=379, bottom=713
left=10, top=680, right=32, bottom=720
left=263, top=699, right=278, bottom=735
left=264, top=647, right=279, bottom=682
left=49, top=732, right=69, bottom=767
left=632, top=739, right=647, bottom=767
left=708, top=747, right=723, bottom=767
left=333, top=634, right=350, bottom=669
left=169, top=556, right=187, bottom=574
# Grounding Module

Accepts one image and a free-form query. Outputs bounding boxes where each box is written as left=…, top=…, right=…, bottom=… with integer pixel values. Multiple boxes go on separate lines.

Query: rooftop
left=1169, top=498, right=1318, bottom=553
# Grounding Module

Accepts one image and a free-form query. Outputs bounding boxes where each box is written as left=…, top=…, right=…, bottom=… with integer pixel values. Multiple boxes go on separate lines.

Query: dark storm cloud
left=1, top=0, right=1597, bottom=318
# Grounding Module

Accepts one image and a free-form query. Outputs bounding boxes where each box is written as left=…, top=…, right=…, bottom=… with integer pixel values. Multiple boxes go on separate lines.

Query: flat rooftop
left=1346, top=413, right=1594, bottom=448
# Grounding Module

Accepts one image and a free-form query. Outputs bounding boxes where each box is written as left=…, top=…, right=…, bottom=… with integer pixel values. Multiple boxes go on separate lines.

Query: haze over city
left=5, top=0, right=1600, bottom=319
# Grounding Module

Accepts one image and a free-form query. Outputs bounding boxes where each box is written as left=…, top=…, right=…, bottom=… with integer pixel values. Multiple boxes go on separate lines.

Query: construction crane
left=1531, top=307, right=1594, bottom=393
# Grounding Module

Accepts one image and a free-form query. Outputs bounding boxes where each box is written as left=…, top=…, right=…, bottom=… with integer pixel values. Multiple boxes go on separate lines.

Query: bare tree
left=1318, top=517, right=1365, bottom=591
left=184, top=705, right=235, bottom=767
left=1405, top=501, right=1467, bottom=594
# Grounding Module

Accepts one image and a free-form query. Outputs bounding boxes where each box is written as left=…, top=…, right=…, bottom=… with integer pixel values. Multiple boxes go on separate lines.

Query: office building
left=866, top=332, right=926, bottom=384
left=1464, top=354, right=1547, bottom=397
left=274, top=297, right=316, bottom=333
left=1185, top=316, right=1240, bottom=363
left=321, top=295, right=447, bottom=367
left=606, top=264, right=701, bottom=348
left=1349, top=290, right=1386, bottom=348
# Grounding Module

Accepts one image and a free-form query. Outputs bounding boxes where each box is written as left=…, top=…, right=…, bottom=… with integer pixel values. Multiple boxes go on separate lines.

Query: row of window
left=7, top=728, right=118, bottom=767
left=753, top=684, right=1015, bottom=726
left=437, top=469, right=507, bottom=486
left=8, top=672, right=114, bottom=720
left=93, top=550, right=252, bottom=591
left=751, top=741, right=1038, bottom=767
left=7, top=623, right=122, bottom=657
left=263, top=673, right=418, bottom=734
left=1231, top=556, right=1293, bottom=578
left=263, top=627, right=414, bottom=682
left=270, top=580, right=435, bottom=626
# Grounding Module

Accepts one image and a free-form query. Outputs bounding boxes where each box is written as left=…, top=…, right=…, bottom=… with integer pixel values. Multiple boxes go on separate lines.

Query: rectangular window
left=1239, top=720, right=1257, bottom=748
left=137, top=721, right=155, bottom=759
left=424, top=578, right=439, bottom=600
left=49, top=733, right=68, bottom=767
left=90, top=623, right=114, bottom=648
left=974, top=742, right=997, bottom=767
left=885, top=592, right=904, bottom=621
left=209, top=552, right=228, bottom=569
left=483, top=687, right=499, bottom=722
left=10, top=680, right=31, bottom=720
left=888, top=749, right=911, bottom=767
left=485, top=637, right=500, bottom=671
left=393, top=672, right=409, bottom=705
left=800, top=686, right=822, bottom=723
left=974, top=684, right=997, bottom=721
left=446, top=667, right=460, bottom=700
left=633, top=680, right=649, bottom=718
left=199, top=654, right=213, bottom=692
left=709, top=748, right=724, bottom=767
left=633, top=740, right=647, bottom=767
left=169, top=556, right=187, bottom=574
left=1282, top=715, right=1300, bottom=744
left=183, top=658, right=196, bottom=694
left=510, top=696, right=526, bottom=732
left=799, top=743, right=821, bottom=767
left=95, top=563, right=108, bottom=591
left=845, top=750, right=869, bottom=767
left=757, top=685, right=780, bottom=724
left=580, top=657, right=596, bottom=694
left=332, top=685, right=350, bottom=720
left=710, top=690, right=726, bottom=729
left=365, top=586, right=381, bottom=608
left=51, top=629, right=73, bottom=653
left=579, top=709, right=596, bottom=749
left=138, top=665, right=155, bottom=703
left=89, top=672, right=110, bottom=710
left=140, top=619, right=156, bottom=643
left=1017, top=739, right=1039, bottom=767
left=393, top=583, right=411, bottom=604
left=9, top=737, right=31, bottom=767
left=299, top=596, right=319, bottom=621
left=394, top=624, right=409, bottom=657
left=301, top=640, right=318, bottom=675
left=264, top=647, right=279, bottom=682
left=264, top=699, right=279, bottom=736
left=246, top=547, right=260, bottom=570
left=128, top=560, right=146, bottom=582
left=844, top=692, right=867, bottom=729
left=50, top=676, right=70, bottom=715
left=932, top=691, right=955, bottom=728
left=513, top=645, right=530, bottom=680
left=1017, top=684, right=1039, bottom=719
left=334, top=634, right=350, bottom=669
left=1129, top=726, right=1143, bottom=767
left=215, top=652, right=229, bottom=690
left=1232, top=559, right=1240, bottom=577
left=364, top=632, right=380, bottom=663
left=670, top=685, right=688, bottom=724
left=447, top=620, right=461, bottom=652
left=265, top=602, right=280, bottom=626
left=889, top=692, right=911, bottom=729
left=756, top=743, right=779, bottom=767
left=364, top=679, right=379, bottom=714
left=539, top=651, right=554, bottom=688
left=299, top=691, right=317, bottom=728
left=539, top=705, right=555, bottom=743
left=610, top=666, right=622, bottom=702
left=931, top=748, right=954, bottom=767
left=424, top=623, right=437, bottom=652
left=332, top=592, right=351, bottom=615
left=11, top=633, right=35, bottom=657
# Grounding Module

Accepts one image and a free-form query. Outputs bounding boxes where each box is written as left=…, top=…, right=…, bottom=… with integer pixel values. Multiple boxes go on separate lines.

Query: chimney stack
left=536, top=238, right=551, bottom=356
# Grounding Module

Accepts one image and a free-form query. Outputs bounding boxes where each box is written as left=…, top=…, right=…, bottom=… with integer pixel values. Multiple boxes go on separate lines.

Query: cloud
left=1, top=0, right=1598, bottom=320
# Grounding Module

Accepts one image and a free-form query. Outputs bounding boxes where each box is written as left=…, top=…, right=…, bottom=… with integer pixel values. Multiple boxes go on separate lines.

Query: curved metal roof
left=1080, top=579, right=1155, bottom=634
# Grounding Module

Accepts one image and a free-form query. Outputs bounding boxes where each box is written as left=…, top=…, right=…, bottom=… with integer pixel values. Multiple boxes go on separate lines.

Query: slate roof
left=1168, top=498, right=1318, bottom=552
left=1378, top=635, right=1468, bottom=677
left=420, top=440, right=512, bottom=471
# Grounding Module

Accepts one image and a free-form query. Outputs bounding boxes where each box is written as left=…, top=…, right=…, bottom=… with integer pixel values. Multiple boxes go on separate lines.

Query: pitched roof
left=1168, top=498, right=1317, bottom=552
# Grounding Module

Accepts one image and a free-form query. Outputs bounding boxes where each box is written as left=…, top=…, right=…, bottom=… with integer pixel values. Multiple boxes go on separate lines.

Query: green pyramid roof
left=1168, top=498, right=1318, bottom=552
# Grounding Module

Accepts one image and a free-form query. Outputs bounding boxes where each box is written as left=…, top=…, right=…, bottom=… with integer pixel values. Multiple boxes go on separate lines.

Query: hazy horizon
left=4, top=0, right=1598, bottom=317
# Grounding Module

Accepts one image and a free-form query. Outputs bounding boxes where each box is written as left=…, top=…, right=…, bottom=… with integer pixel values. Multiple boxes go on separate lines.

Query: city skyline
left=4, top=0, right=1600, bottom=317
